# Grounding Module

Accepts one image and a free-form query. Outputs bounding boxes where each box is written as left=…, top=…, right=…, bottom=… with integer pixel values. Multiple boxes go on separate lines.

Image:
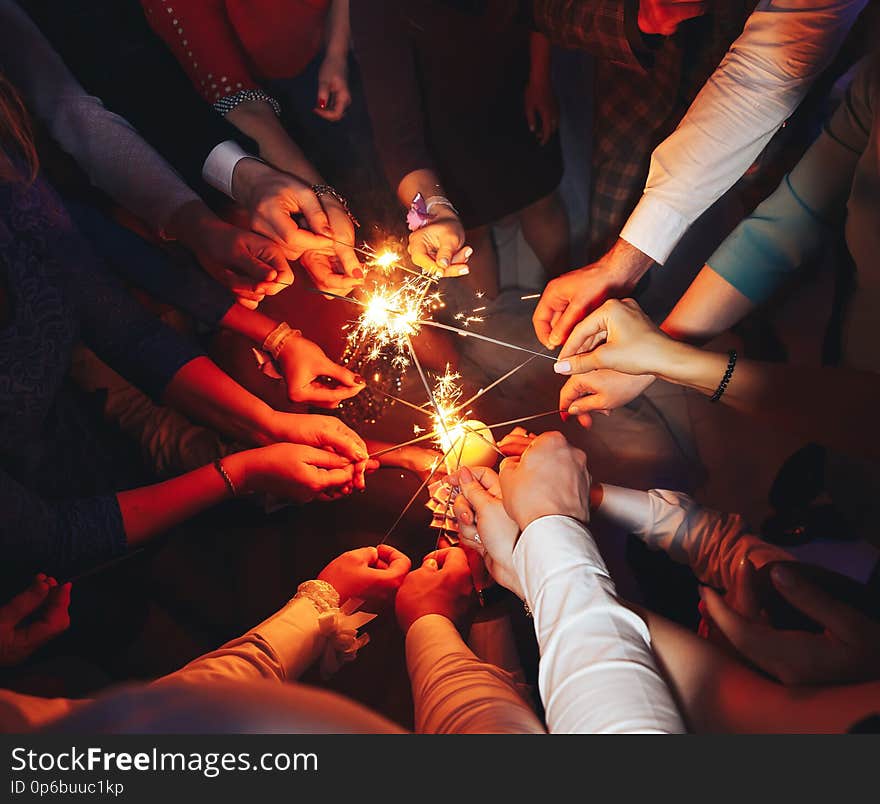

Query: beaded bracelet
left=312, top=184, right=360, bottom=228
left=213, top=459, right=237, bottom=498
left=710, top=349, right=738, bottom=402
left=262, top=322, right=302, bottom=360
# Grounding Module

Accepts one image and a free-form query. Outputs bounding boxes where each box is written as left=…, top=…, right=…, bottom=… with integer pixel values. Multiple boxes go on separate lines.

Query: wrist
left=221, top=451, right=253, bottom=495
left=516, top=510, right=584, bottom=532
left=605, top=238, right=654, bottom=287
left=230, top=156, right=273, bottom=206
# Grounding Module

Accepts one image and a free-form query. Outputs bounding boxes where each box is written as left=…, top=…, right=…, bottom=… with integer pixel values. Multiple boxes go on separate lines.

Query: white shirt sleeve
left=0, top=0, right=200, bottom=233
left=597, top=485, right=792, bottom=590
left=202, top=140, right=258, bottom=199
left=405, top=614, right=546, bottom=734
left=619, top=0, right=865, bottom=265
left=513, top=515, right=685, bottom=734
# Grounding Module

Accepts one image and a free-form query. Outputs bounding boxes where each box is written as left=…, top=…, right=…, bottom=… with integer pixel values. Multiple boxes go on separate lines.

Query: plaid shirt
left=533, top=0, right=753, bottom=257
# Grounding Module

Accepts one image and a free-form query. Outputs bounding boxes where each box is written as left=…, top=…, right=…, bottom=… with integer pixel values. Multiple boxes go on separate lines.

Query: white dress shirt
left=619, top=0, right=865, bottom=265
left=513, top=515, right=686, bottom=734
left=0, top=0, right=200, bottom=234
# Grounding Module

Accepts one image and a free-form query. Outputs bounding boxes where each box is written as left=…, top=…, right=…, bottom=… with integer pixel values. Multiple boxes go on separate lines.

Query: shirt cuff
left=619, top=193, right=691, bottom=266
left=202, top=140, right=256, bottom=199
left=251, top=596, right=325, bottom=679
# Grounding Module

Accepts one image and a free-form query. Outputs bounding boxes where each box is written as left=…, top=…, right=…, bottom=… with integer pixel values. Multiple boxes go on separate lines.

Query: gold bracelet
left=213, top=459, right=237, bottom=498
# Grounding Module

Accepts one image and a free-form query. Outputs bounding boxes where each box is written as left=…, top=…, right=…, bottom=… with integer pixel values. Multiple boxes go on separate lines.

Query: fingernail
left=559, top=411, right=569, bottom=422
left=459, top=466, right=473, bottom=483
left=697, top=585, right=707, bottom=601
left=438, top=258, right=449, bottom=269
left=319, top=99, right=327, bottom=109
left=548, top=337, right=560, bottom=348
left=459, top=510, right=472, bottom=524
left=353, top=268, right=364, bottom=279
left=598, top=409, right=611, bottom=417
left=453, top=266, right=469, bottom=276
left=425, top=558, right=438, bottom=570
left=568, top=405, right=579, bottom=415
left=771, top=565, right=795, bottom=589
left=36, top=572, right=47, bottom=582
left=354, top=375, right=365, bottom=385
left=554, top=360, right=571, bottom=374
left=464, top=247, right=474, bottom=260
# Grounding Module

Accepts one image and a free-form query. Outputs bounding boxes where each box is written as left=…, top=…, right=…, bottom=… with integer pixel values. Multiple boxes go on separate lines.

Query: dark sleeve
left=0, top=467, right=126, bottom=581
left=18, top=0, right=257, bottom=197
left=67, top=202, right=235, bottom=329
left=350, top=0, right=435, bottom=193
left=66, top=229, right=205, bottom=402
left=531, top=0, right=654, bottom=71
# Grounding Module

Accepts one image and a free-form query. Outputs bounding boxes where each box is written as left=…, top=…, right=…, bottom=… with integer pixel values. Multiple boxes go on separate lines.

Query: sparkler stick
left=417, top=320, right=556, bottom=360
left=482, top=409, right=562, bottom=430
left=380, top=440, right=458, bottom=544
left=460, top=423, right=507, bottom=461
left=452, top=354, right=538, bottom=415
left=370, top=385, right=434, bottom=416
left=367, top=431, right=438, bottom=461
left=405, top=334, right=454, bottom=449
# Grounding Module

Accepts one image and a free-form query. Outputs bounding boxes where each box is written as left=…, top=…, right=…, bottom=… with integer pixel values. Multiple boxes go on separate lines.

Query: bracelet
left=295, top=579, right=340, bottom=614
left=213, top=88, right=282, bottom=118
left=262, top=322, right=302, bottom=360
left=311, top=184, right=360, bottom=228
left=213, top=459, right=237, bottom=498
left=425, top=195, right=459, bottom=218
left=710, top=349, right=738, bottom=402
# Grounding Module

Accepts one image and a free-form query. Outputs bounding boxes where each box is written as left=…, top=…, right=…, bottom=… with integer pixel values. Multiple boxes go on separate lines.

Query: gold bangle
left=213, top=459, right=237, bottom=498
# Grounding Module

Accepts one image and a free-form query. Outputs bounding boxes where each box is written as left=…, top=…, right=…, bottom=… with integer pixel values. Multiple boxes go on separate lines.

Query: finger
left=525, top=99, right=536, bottom=134
left=0, top=575, right=50, bottom=625
left=316, top=80, right=331, bottom=112
left=452, top=492, right=476, bottom=527
left=408, top=236, right=438, bottom=274
left=731, top=557, right=762, bottom=621
left=422, top=557, right=439, bottom=571
left=318, top=423, right=368, bottom=463
left=434, top=242, right=455, bottom=272
left=231, top=251, right=277, bottom=284
left=333, top=243, right=365, bottom=280
left=436, top=545, right=470, bottom=573
left=257, top=206, right=329, bottom=253
left=559, top=310, right=610, bottom=359
left=422, top=547, right=454, bottom=568
left=345, top=545, right=380, bottom=566
left=298, top=384, right=361, bottom=407
left=465, top=465, right=502, bottom=496
left=376, top=544, right=411, bottom=576
left=532, top=294, right=562, bottom=348
left=553, top=348, right=606, bottom=376
left=770, top=564, right=866, bottom=640
left=549, top=300, right=589, bottom=350
left=299, top=446, right=351, bottom=469
left=457, top=466, right=495, bottom=512
left=317, top=359, right=364, bottom=389
left=297, top=192, right=333, bottom=239
left=450, top=246, right=473, bottom=265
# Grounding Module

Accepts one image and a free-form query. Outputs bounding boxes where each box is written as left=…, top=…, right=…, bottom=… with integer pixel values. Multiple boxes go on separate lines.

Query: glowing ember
left=369, top=249, right=403, bottom=271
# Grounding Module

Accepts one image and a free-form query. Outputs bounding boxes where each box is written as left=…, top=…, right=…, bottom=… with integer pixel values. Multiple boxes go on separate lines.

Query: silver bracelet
left=425, top=195, right=459, bottom=218
left=213, top=459, right=237, bottom=498
left=312, top=184, right=360, bottom=227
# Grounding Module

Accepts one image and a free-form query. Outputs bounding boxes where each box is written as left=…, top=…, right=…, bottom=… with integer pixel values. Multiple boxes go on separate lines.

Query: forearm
left=528, top=31, right=552, bottom=85
left=162, top=357, right=277, bottom=446
left=396, top=168, right=448, bottom=209
left=406, top=615, right=545, bottom=734
left=225, top=101, right=323, bottom=184
left=514, top=516, right=685, bottom=733
left=325, top=0, right=350, bottom=59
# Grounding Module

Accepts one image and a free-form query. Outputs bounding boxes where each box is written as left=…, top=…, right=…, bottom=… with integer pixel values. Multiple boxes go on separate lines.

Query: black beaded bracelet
left=710, top=349, right=738, bottom=402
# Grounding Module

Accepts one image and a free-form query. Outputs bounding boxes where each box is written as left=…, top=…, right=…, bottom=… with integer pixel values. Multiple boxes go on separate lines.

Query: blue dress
left=0, top=172, right=203, bottom=588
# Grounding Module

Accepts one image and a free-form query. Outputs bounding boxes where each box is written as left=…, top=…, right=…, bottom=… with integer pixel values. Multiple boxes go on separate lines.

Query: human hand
left=554, top=299, right=676, bottom=378
left=314, top=53, right=352, bottom=121
left=318, top=545, right=411, bottom=604
left=638, top=0, right=708, bottom=35
left=268, top=412, right=370, bottom=490
left=532, top=239, right=653, bottom=348
left=499, top=431, right=590, bottom=531
left=559, top=370, right=655, bottom=427
left=237, top=443, right=372, bottom=502
left=395, top=547, right=476, bottom=633
left=450, top=466, right=523, bottom=599
left=700, top=562, right=880, bottom=685
left=375, top=444, right=444, bottom=480
left=275, top=334, right=365, bottom=407
left=231, top=159, right=364, bottom=291
left=524, top=77, right=559, bottom=146
left=0, top=575, right=72, bottom=667
left=408, top=215, right=472, bottom=277
left=497, top=426, right=536, bottom=458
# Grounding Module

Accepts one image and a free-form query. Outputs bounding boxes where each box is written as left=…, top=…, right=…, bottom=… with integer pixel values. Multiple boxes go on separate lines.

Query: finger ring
left=472, top=532, right=482, bottom=544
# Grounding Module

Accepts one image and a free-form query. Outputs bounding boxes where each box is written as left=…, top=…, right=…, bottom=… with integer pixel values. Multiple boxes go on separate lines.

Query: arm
left=661, top=55, right=876, bottom=342
left=513, top=515, right=685, bottom=733
left=596, top=485, right=792, bottom=590
left=620, top=0, right=865, bottom=267
left=0, top=0, right=198, bottom=234
left=405, top=614, right=545, bottom=734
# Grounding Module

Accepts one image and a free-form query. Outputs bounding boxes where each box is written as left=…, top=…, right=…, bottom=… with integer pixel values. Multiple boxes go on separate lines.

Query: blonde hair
left=0, top=74, right=38, bottom=184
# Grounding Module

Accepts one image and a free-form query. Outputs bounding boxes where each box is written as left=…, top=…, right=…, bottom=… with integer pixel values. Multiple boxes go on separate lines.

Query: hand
left=276, top=334, right=365, bottom=407
left=0, top=575, right=72, bottom=667
left=497, top=426, right=536, bottom=458
left=318, top=545, right=411, bottom=603
left=638, top=0, right=708, bottom=35
left=376, top=444, right=444, bottom=480
left=499, top=431, right=590, bottom=531
left=532, top=239, right=653, bottom=348
left=701, top=563, right=880, bottom=685
left=450, top=466, right=523, bottom=599
left=555, top=298, right=676, bottom=378
left=395, top=547, right=476, bottom=633
left=524, top=77, right=559, bottom=146
left=239, top=442, right=370, bottom=502
left=408, top=215, right=472, bottom=277
left=231, top=159, right=364, bottom=290
left=314, top=54, right=352, bottom=121
left=268, top=413, right=370, bottom=490
left=299, top=250, right=364, bottom=296
left=559, top=369, right=655, bottom=427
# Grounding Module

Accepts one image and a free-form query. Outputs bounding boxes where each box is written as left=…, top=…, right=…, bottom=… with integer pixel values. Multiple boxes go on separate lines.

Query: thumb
left=300, top=446, right=350, bottom=469
left=554, top=348, right=605, bottom=376
left=458, top=466, right=494, bottom=512
left=549, top=301, right=587, bottom=349
left=0, top=575, right=50, bottom=625
left=345, top=545, right=379, bottom=566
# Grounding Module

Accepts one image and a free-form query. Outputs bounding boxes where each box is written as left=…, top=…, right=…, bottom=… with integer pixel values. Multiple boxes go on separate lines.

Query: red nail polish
left=319, top=99, right=327, bottom=109
left=560, top=411, right=569, bottom=422
left=354, top=375, right=365, bottom=384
